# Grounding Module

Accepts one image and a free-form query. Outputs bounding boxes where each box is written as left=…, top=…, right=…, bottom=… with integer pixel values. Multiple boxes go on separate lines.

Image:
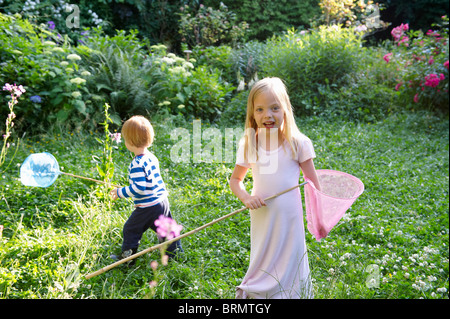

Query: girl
left=229, top=77, right=322, bottom=299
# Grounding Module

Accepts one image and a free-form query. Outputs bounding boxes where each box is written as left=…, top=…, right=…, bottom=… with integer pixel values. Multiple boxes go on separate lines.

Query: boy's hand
left=110, top=188, right=119, bottom=200
left=243, top=195, right=266, bottom=210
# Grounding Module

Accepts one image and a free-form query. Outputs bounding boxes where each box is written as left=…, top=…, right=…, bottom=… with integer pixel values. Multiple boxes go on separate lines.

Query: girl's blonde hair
left=121, top=115, right=154, bottom=148
left=243, top=77, right=302, bottom=161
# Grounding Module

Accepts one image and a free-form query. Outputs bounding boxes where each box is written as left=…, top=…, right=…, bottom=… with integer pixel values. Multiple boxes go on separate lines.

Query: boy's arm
left=229, top=164, right=266, bottom=210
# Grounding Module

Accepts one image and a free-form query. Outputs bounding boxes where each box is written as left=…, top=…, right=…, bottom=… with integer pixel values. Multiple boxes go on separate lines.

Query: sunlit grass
left=0, top=111, right=448, bottom=299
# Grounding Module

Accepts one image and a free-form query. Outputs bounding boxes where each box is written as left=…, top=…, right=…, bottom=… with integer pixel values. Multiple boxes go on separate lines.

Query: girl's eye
left=255, top=107, right=263, bottom=112
left=272, top=106, right=280, bottom=111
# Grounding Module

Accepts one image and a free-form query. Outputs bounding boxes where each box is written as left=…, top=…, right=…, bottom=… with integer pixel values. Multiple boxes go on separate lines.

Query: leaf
left=96, top=83, right=113, bottom=92
left=73, top=100, right=86, bottom=114
left=56, top=109, right=69, bottom=122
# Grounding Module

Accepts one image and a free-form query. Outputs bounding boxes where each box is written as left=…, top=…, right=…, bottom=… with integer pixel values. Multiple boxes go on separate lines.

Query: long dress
left=235, top=133, right=316, bottom=299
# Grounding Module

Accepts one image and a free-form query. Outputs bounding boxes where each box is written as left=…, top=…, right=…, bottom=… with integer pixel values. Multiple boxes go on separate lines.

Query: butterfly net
left=304, top=169, right=364, bottom=241
left=20, top=152, right=60, bottom=188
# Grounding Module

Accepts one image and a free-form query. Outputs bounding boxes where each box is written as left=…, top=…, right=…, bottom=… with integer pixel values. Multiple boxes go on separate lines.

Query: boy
left=110, top=115, right=183, bottom=265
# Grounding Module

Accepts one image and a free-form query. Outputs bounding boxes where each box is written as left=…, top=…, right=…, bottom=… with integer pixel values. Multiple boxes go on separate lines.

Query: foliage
left=378, top=0, right=449, bottom=31
left=152, top=47, right=235, bottom=121
left=178, top=2, right=249, bottom=48
left=381, top=16, right=449, bottom=112
left=0, top=0, right=111, bottom=44
left=205, top=0, right=322, bottom=41
left=317, top=0, right=386, bottom=29
left=260, top=25, right=365, bottom=117
left=0, top=13, right=97, bottom=131
left=73, top=27, right=157, bottom=122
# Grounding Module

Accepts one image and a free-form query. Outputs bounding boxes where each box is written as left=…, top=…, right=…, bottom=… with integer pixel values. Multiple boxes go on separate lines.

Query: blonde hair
left=121, top=115, right=154, bottom=148
left=243, top=77, right=302, bottom=161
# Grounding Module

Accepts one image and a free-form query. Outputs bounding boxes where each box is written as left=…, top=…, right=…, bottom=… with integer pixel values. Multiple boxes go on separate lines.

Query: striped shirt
left=117, top=151, right=168, bottom=207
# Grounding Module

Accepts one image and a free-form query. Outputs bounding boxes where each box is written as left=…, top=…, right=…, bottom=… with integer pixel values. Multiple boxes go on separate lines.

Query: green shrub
left=178, top=2, right=249, bottom=48
left=74, top=28, right=157, bottom=122
left=204, top=0, right=322, bottom=41
left=0, top=13, right=96, bottom=131
left=260, top=25, right=364, bottom=117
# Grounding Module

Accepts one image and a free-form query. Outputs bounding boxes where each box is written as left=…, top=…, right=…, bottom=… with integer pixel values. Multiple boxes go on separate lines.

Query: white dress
left=235, top=133, right=316, bottom=299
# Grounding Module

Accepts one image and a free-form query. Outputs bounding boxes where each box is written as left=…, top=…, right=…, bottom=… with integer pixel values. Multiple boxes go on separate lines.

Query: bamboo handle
left=59, top=171, right=121, bottom=188
left=84, top=181, right=307, bottom=279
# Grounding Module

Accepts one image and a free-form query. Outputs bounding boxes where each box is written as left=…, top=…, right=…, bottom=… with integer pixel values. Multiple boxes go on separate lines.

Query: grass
left=0, top=110, right=448, bottom=299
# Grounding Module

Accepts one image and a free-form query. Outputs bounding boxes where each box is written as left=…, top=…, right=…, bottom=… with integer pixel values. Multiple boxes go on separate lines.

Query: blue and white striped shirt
left=117, top=151, right=168, bottom=207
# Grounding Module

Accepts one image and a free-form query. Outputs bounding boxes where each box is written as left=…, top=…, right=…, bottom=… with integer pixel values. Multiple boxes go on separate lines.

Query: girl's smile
left=253, top=91, right=285, bottom=131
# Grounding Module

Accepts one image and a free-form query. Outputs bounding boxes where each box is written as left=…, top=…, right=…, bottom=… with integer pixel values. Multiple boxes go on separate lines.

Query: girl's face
left=252, top=90, right=285, bottom=131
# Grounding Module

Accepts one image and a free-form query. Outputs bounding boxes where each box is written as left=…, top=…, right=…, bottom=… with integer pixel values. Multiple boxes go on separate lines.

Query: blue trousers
left=122, top=197, right=182, bottom=255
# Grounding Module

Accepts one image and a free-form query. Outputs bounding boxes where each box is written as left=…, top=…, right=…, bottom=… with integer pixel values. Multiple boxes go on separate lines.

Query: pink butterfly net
left=304, top=169, right=364, bottom=241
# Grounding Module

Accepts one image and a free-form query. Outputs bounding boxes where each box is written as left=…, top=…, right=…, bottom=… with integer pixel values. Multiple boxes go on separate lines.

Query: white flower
left=71, top=91, right=81, bottom=98
left=67, top=53, right=81, bottom=61
left=70, top=77, right=86, bottom=85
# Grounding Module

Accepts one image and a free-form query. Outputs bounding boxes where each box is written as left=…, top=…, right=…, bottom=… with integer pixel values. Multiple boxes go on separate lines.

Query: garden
left=0, top=0, right=448, bottom=300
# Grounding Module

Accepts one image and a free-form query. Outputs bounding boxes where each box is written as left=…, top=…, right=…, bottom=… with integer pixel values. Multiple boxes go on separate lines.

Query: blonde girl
left=229, top=77, right=322, bottom=298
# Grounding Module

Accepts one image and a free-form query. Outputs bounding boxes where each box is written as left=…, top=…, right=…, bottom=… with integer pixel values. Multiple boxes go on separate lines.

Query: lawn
left=0, top=110, right=448, bottom=299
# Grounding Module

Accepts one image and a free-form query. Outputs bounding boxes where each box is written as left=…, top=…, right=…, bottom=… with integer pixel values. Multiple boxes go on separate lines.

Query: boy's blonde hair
left=243, top=77, right=302, bottom=161
left=121, top=115, right=154, bottom=148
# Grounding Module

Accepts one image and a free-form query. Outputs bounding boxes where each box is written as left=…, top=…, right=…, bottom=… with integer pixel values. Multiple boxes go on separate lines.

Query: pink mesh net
left=304, top=169, right=364, bottom=241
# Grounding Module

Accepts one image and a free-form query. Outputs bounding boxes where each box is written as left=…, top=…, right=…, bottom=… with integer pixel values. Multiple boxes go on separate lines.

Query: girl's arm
left=229, top=164, right=266, bottom=210
left=300, top=158, right=327, bottom=237
left=300, top=158, right=321, bottom=191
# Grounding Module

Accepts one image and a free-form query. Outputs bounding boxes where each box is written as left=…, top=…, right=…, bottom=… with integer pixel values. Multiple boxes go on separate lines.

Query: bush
left=74, top=27, right=157, bottom=123
left=178, top=2, right=249, bottom=48
left=0, top=13, right=97, bottom=131
left=381, top=16, right=449, bottom=113
left=75, top=28, right=235, bottom=122
left=204, top=0, right=322, bottom=41
left=260, top=25, right=364, bottom=117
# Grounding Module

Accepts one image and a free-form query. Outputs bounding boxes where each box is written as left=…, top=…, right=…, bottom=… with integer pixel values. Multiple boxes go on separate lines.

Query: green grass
left=0, top=111, right=448, bottom=299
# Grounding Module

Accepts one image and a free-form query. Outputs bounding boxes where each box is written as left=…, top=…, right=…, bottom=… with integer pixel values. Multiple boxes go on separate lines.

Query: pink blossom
left=424, top=74, right=441, bottom=88
left=439, top=73, right=445, bottom=80
left=398, top=36, right=409, bottom=46
left=414, top=93, right=419, bottom=103
left=110, top=132, right=121, bottom=144
left=444, top=60, right=449, bottom=69
left=395, top=82, right=403, bottom=91
left=428, top=57, right=434, bottom=65
left=383, top=53, right=393, bottom=63
left=154, top=215, right=183, bottom=240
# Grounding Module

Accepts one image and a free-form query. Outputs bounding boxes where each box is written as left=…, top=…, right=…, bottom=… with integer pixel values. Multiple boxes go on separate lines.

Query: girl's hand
left=243, top=195, right=266, bottom=210
left=110, top=188, right=119, bottom=201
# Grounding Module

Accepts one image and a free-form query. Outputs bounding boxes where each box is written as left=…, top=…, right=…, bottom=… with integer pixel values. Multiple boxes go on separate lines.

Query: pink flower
left=383, top=53, right=393, bottom=63
left=424, top=74, right=441, bottom=88
left=110, top=132, right=121, bottom=144
left=439, top=73, right=445, bottom=80
left=395, top=82, right=403, bottom=91
left=444, top=60, right=449, bottom=69
left=414, top=93, right=419, bottom=103
left=402, top=23, right=409, bottom=31
left=154, top=216, right=183, bottom=240
left=428, top=57, right=434, bottom=65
